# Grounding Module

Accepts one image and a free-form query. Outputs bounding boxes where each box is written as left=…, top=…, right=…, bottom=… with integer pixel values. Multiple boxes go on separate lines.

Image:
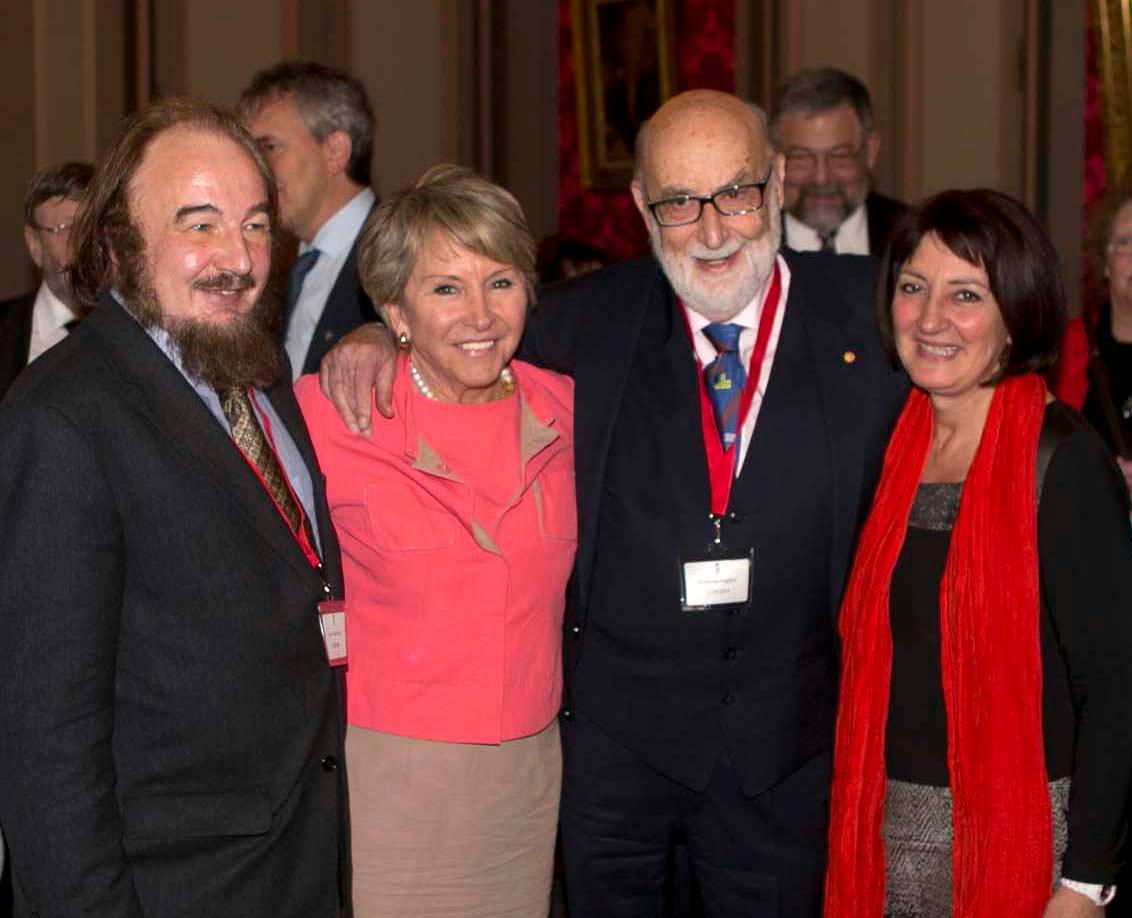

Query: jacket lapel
left=573, top=263, right=660, bottom=609
left=88, top=298, right=319, bottom=581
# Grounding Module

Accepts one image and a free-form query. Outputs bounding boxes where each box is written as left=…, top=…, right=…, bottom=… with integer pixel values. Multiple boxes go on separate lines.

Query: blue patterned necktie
left=285, top=248, right=321, bottom=317
left=703, top=323, right=747, bottom=451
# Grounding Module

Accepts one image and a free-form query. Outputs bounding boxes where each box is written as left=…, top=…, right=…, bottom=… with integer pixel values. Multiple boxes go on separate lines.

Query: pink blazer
left=296, top=359, right=576, bottom=743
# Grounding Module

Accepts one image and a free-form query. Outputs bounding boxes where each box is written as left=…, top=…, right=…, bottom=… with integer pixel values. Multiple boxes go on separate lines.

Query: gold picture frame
left=572, top=0, right=677, bottom=189
left=1092, top=0, right=1132, bottom=184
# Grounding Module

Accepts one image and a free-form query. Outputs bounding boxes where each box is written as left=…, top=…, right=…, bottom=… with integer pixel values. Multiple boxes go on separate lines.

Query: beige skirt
left=347, top=721, right=562, bottom=918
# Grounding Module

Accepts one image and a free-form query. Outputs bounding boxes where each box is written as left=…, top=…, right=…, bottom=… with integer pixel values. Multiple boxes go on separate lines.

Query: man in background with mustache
left=0, top=99, right=348, bottom=917
left=771, top=67, right=908, bottom=257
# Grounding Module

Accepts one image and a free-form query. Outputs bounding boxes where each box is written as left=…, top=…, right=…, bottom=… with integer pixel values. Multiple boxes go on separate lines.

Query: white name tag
left=680, top=555, right=752, bottom=610
left=318, top=600, right=348, bottom=667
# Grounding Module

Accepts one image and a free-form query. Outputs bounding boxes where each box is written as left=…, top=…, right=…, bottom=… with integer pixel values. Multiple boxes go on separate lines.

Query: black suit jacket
left=864, top=190, right=910, bottom=258
left=0, top=300, right=348, bottom=917
left=524, top=251, right=908, bottom=792
left=296, top=228, right=379, bottom=376
left=0, top=290, right=34, bottom=401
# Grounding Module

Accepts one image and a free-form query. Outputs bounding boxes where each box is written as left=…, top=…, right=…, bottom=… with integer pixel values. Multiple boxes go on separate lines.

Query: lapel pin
left=842, top=350, right=856, bottom=364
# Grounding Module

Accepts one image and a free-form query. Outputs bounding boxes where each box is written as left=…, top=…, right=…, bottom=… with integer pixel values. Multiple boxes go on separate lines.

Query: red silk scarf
left=823, top=373, right=1050, bottom=917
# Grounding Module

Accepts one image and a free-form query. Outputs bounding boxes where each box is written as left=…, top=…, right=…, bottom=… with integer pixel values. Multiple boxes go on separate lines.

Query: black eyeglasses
left=645, top=166, right=774, bottom=227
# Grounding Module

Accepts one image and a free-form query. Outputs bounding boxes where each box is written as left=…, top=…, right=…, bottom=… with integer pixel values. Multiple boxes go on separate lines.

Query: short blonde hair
left=358, top=164, right=536, bottom=319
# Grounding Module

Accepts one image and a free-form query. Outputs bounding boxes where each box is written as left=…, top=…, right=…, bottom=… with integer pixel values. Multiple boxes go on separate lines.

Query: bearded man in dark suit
left=319, top=89, right=908, bottom=917
left=0, top=99, right=348, bottom=918
left=772, top=67, right=909, bottom=258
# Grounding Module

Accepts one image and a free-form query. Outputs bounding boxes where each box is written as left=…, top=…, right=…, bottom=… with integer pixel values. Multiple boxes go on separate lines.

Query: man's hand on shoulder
left=318, top=322, right=396, bottom=436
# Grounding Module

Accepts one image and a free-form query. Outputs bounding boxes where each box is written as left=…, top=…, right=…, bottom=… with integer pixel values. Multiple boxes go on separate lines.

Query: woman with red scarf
left=823, top=189, right=1132, bottom=918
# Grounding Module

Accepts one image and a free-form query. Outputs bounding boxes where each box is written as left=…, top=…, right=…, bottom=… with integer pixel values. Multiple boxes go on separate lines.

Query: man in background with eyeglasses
left=771, top=67, right=908, bottom=256
left=0, top=161, right=93, bottom=400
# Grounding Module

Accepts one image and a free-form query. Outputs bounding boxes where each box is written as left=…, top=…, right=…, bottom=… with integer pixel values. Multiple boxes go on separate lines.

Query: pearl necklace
left=409, top=360, right=515, bottom=401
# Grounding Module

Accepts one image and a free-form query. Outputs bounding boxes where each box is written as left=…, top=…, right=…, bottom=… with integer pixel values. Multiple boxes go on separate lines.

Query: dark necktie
left=220, top=387, right=302, bottom=533
left=703, top=323, right=747, bottom=451
left=820, top=229, right=837, bottom=252
left=285, top=248, right=321, bottom=317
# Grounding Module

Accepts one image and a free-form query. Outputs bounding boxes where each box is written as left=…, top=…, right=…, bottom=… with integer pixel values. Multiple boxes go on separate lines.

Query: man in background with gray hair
left=771, top=66, right=908, bottom=256
left=240, top=60, right=378, bottom=378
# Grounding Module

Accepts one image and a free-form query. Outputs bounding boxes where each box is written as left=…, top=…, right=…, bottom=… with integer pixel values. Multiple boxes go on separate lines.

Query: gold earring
left=397, top=331, right=410, bottom=350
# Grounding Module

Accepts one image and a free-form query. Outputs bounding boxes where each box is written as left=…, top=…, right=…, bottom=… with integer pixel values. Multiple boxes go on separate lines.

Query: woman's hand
left=1043, top=884, right=1106, bottom=918
left=318, top=323, right=397, bottom=435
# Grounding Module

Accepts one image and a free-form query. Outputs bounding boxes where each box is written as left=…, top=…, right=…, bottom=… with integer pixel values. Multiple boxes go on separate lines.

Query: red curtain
left=556, top=0, right=735, bottom=262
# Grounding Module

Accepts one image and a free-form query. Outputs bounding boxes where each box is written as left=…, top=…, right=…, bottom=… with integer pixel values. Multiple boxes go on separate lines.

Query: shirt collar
left=784, top=201, right=869, bottom=255
left=31, top=282, right=78, bottom=335
left=303, top=187, right=375, bottom=259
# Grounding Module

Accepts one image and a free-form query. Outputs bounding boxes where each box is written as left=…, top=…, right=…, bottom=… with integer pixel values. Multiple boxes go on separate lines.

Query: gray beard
left=650, top=202, right=782, bottom=322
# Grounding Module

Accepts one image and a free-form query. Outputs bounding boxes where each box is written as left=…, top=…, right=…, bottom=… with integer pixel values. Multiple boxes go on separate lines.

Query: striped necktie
left=220, top=387, right=302, bottom=533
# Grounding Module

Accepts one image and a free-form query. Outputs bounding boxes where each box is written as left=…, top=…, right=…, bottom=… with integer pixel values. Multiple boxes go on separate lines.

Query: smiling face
left=891, top=233, right=1011, bottom=409
left=387, top=230, right=527, bottom=404
left=121, top=126, right=283, bottom=389
left=631, top=92, right=784, bottom=322
left=246, top=94, right=334, bottom=242
left=128, top=127, right=272, bottom=327
left=775, top=102, right=878, bottom=236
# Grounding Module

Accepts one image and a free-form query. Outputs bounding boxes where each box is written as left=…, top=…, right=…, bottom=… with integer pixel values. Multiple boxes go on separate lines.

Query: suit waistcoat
left=573, top=291, right=838, bottom=792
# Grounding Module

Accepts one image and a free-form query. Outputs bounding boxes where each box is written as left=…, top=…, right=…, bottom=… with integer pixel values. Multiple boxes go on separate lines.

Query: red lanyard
left=680, top=261, right=782, bottom=517
left=242, top=390, right=322, bottom=569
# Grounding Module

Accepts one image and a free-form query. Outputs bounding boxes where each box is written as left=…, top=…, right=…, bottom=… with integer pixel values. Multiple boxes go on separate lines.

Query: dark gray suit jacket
left=0, top=290, right=34, bottom=401
left=0, top=299, right=349, bottom=917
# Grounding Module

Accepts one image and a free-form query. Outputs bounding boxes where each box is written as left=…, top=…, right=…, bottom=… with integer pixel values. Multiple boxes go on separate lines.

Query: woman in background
left=297, top=164, right=575, bottom=917
left=823, top=189, right=1132, bottom=918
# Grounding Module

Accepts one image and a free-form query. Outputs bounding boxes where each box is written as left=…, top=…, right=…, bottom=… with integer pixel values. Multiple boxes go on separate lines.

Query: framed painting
left=572, top=0, right=677, bottom=189
left=1092, top=0, right=1132, bottom=183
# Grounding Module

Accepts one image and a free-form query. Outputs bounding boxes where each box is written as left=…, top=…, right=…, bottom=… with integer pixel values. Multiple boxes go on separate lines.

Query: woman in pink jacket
left=296, top=164, right=575, bottom=917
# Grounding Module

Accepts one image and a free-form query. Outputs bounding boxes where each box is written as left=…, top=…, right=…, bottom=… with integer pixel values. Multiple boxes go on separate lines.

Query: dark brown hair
left=877, top=188, right=1066, bottom=383
left=24, top=161, right=94, bottom=226
left=69, top=98, right=277, bottom=310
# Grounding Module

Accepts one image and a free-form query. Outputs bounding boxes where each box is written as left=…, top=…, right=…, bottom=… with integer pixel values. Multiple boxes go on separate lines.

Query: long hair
left=68, top=98, right=278, bottom=311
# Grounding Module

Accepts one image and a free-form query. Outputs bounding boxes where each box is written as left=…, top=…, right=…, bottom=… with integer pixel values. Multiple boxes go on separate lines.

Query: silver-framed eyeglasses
left=29, top=219, right=74, bottom=236
left=783, top=142, right=867, bottom=177
left=646, top=166, right=774, bottom=227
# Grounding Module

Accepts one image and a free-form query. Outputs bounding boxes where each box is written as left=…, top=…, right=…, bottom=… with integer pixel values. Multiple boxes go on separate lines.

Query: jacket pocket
left=365, top=481, right=458, bottom=550
left=534, top=469, right=578, bottom=541
left=122, top=789, right=272, bottom=839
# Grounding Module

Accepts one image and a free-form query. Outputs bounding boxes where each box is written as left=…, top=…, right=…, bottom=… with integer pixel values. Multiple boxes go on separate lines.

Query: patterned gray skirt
left=882, top=777, right=1070, bottom=917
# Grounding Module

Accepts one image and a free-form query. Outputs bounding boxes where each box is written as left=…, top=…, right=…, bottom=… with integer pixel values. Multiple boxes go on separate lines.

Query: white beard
left=650, top=198, right=782, bottom=322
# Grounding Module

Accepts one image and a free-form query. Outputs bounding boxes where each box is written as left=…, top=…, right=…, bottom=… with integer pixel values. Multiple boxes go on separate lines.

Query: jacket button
left=560, top=707, right=574, bottom=721
left=723, top=647, right=738, bottom=661
left=569, top=624, right=582, bottom=636
left=321, top=755, right=339, bottom=772
left=721, top=692, right=736, bottom=706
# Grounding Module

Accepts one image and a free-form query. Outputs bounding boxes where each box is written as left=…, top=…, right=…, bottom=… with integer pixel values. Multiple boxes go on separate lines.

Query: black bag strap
left=1036, top=404, right=1080, bottom=505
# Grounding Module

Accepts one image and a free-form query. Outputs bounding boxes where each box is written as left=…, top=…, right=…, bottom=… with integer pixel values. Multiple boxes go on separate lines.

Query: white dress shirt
left=784, top=203, right=870, bottom=255
left=285, top=187, right=376, bottom=379
left=27, top=282, right=78, bottom=364
left=682, top=254, right=792, bottom=476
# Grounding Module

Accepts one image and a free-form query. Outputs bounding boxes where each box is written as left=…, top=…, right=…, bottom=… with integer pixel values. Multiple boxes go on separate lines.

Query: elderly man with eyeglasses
left=319, top=87, right=909, bottom=917
left=0, top=161, right=93, bottom=400
left=771, top=67, right=908, bottom=257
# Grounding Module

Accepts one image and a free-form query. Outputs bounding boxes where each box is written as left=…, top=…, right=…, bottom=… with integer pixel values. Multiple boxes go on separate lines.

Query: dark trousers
left=559, top=712, right=829, bottom=918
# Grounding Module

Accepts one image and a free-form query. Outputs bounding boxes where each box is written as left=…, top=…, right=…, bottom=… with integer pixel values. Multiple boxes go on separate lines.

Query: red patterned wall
left=556, top=0, right=735, bottom=262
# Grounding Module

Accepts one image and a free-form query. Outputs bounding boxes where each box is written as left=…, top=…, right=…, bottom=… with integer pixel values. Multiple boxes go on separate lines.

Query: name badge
left=679, top=550, right=754, bottom=611
left=318, top=599, right=348, bottom=667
